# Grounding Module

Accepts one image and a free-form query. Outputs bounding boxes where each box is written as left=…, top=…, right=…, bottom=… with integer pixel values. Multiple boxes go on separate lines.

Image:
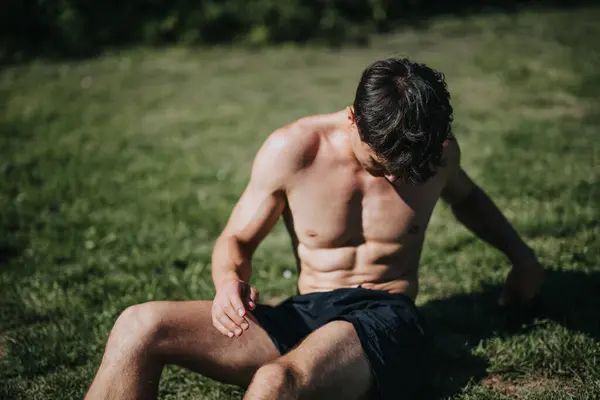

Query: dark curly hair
left=353, top=58, right=454, bottom=184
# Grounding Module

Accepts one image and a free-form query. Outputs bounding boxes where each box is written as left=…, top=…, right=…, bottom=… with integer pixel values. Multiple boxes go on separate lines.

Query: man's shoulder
left=427, top=137, right=461, bottom=187
left=251, top=116, right=323, bottom=184
left=261, top=116, right=324, bottom=166
left=442, top=137, right=461, bottom=169
left=275, top=115, right=325, bottom=146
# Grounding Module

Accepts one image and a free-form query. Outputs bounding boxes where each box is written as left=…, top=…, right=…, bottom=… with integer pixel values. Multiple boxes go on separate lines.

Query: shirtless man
left=85, top=58, right=543, bottom=400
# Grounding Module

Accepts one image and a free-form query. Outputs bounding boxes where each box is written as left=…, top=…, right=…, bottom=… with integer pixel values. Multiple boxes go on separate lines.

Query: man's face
left=347, top=108, right=395, bottom=181
left=350, top=131, right=387, bottom=177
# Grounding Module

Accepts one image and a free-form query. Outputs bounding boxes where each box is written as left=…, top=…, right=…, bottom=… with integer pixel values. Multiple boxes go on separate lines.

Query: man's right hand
left=212, top=279, right=259, bottom=338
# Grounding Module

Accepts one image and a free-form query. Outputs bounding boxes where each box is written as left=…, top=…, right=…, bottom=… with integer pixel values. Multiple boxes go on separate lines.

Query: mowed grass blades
left=1, top=7, right=599, bottom=400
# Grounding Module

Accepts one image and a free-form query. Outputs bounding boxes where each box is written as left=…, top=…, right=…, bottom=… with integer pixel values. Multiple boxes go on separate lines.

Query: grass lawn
left=1, top=6, right=600, bottom=400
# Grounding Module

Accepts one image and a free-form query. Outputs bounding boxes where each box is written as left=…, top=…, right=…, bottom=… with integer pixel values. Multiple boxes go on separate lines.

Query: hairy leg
left=244, top=320, right=374, bottom=400
left=85, top=300, right=279, bottom=400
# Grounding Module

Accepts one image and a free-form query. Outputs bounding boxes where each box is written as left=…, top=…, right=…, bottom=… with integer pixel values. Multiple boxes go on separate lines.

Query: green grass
left=1, top=6, right=600, bottom=400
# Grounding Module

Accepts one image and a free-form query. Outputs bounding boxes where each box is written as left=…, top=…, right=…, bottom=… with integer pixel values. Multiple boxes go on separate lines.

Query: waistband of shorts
left=295, top=286, right=415, bottom=304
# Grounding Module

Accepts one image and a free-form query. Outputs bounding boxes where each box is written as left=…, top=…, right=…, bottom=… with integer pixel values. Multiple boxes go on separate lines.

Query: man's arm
left=210, top=128, right=304, bottom=337
left=441, top=141, right=543, bottom=305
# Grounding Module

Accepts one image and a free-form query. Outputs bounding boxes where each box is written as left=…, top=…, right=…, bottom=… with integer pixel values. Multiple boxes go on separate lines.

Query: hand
left=498, top=251, right=544, bottom=307
left=212, top=279, right=259, bottom=338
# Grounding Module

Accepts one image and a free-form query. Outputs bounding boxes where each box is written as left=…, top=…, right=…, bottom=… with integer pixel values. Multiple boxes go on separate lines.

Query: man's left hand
left=498, top=250, right=544, bottom=307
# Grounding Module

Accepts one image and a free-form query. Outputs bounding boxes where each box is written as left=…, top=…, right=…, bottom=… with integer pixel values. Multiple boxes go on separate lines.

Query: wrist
left=215, top=272, right=244, bottom=291
left=508, top=244, right=536, bottom=266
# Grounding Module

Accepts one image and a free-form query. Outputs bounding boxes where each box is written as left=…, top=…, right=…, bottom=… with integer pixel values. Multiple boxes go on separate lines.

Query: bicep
left=222, top=183, right=286, bottom=250
left=440, top=138, right=476, bottom=206
left=220, top=130, right=297, bottom=251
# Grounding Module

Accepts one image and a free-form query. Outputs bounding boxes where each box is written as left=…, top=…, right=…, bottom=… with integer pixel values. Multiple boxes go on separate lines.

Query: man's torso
left=278, top=113, right=457, bottom=299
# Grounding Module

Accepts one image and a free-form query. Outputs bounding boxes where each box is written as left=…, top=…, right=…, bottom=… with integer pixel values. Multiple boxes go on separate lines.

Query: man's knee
left=107, top=302, right=165, bottom=356
left=251, top=361, right=307, bottom=393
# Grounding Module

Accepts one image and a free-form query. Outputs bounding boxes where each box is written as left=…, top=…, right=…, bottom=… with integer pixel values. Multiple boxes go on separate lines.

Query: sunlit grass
left=1, top=7, right=599, bottom=399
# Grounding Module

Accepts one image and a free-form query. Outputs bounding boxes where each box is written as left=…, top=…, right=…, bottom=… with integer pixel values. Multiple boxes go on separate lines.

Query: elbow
left=450, top=185, right=480, bottom=210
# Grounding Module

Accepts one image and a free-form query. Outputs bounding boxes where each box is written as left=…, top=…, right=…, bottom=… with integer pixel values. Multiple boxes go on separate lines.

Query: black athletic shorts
left=250, top=287, right=430, bottom=400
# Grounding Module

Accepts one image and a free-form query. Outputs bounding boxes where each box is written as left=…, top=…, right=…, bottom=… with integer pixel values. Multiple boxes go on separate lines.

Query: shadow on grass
left=420, top=268, right=600, bottom=399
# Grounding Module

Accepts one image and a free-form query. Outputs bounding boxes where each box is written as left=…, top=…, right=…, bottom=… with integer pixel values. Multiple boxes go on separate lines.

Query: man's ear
left=384, top=172, right=398, bottom=183
left=346, top=106, right=356, bottom=125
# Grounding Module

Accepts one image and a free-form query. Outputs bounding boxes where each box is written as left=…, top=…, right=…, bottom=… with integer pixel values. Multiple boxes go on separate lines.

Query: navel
left=306, top=229, right=318, bottom=238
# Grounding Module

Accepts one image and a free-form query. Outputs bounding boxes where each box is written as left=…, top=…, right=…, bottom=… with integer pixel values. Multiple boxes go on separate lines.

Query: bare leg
left=85, top=300, right=279, bottom=400
left=244, top=320, right=374, bottom=400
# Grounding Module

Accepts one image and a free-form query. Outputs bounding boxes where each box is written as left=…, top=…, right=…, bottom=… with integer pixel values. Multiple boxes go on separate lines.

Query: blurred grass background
left=1, top=4, right=600, bottom=400
left=1, top=0, right=592, bottom=62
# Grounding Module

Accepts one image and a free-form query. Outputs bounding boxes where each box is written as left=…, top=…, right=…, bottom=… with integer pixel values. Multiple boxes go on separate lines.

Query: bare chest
left=286, top=164, right=439, bottom=248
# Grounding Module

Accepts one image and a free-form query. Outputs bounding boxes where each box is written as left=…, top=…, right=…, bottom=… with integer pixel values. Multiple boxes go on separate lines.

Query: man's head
left=349, top=58, right=454, bottom=184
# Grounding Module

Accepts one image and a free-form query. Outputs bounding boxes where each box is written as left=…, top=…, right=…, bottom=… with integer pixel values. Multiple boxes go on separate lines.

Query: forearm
left=211, top=234, right=253, bottom=290
left=451, top=186, right=533, bottom=263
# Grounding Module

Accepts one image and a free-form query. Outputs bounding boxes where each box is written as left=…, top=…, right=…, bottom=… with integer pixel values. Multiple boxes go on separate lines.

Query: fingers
left=212, top=303, right=234, bottom=337
left=212, top=300, right=244, bottom=337
left=228, top=293, right=249, bottom=328
left=221, top=303, right=246, bottom=336
left=213, top=318, right=234, bottom=338
left=497, top=283, right=510, bottom=306
left=212, top=282, right=259, bottom=338
left=216, top=308, right=238, bottom=335
left=247, top=287, right=259, bottom=310
left=497, top=293, right=509, bottom=307
left=498, top=284, right=521, bottom=307
left=230, top=292, right=247, bottom=319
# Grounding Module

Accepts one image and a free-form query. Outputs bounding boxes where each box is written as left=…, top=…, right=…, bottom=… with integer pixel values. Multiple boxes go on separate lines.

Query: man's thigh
left=278, top=320, right=375, bottom=400
left=145, top=300, right=279, bottom=386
